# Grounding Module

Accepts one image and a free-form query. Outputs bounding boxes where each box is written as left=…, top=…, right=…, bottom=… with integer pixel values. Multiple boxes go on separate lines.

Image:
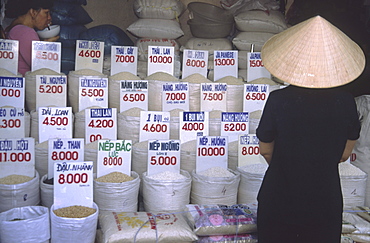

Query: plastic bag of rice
left=98, top=211, right=198, bottom=243
left=185, top=204, right=257, bottom=236
left=197, top=233, right=258, bottom=243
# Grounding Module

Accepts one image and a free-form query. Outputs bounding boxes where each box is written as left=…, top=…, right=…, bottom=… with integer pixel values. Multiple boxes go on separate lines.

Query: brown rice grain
left=95, top=172, right=134, bottom=183
left=53, top=205, right=96, bottom=218
left=0, top=174, right=33, bottom=185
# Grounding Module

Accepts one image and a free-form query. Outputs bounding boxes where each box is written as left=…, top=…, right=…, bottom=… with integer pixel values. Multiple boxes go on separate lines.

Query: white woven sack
left=182, top=38, right=233, bottom=61
left=191, top=169, right=240, bottom=205
left=180, top=140, right=197, bottom=174
left=209, top=111, right=222, bottom=136
left=237, top=164, right=268, bottom=204
left=40, top=174, right=54, bottom=208
left=238, top=69, right=248, bottom=82
left=0, top=171, right=40, bottom=213
left=235, top=10, right=288, bottom=33
left=134, top=0, right=185, bottom=19
left=108, top=72, right=141, bottom=110
left=35, top=141, right=48, bottom=177
left=84, top=140, right=98, bottom=173
left=142, top=170, right=191, bottom=212
left=127, top=19, right=184, bottom=39
left=232, top=31, right=274, bottom=51
left=117, top=110, right=142, bottom=145
left=249, top=110, right=262, bottom=134
left=73, top=109, right=85, bottom=138
left=94, top=171, right=140, bottom=212
left=169, top=109, right=182, bottom=140
left=50, top=203, right=99, bottom=243
left=136, top=38, right=180, bottom=61
left=0, top=206, right=50, bottom=243
left=228, top=140, right=239, bottom=171
left=131, top=141, right=149, bottom=178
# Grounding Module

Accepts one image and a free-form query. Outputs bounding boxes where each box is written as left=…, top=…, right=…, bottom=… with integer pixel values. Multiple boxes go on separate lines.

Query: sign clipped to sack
left=139, top=111, right=170, bottom=142
left=147, top=45, right=174, bottom=76
left=162, top=82, right=189, bottom=111
left=38, top=107, right=73, bottom=143
left=31, top=41, right=61, bottom=73
left=0, top=107, right=25, bottom=138
left=120, top=80, right=148, bottom=113
left=78, top=76, right=108, bottom=111
left=200, top=83, right=227, bottom=112
left=147, top=139, right=180, bottom=176
left=0, top=39, right=19, bottom=75
left=243, top=84, right=269, bottom=113
left=196, top=136, right=228, bottom=173
left=179, top=111, right=209, bottom=144
left=213, top=50, right=238, bottom=81
left=238, top=134, right=266, bottom=166
left=75, top=40, right=104, bottom=73
left=0, top=76, right=24, bottom=108
left=85, top=108, right=117, bottom=144
left=97, top=139, right=132, bottom=178
left=48, top=138, right=84, bottom=179
left=111, top=45, right=138, bottom=76
left=182, top=49, right=208, bottom=79
left=246, top=52, right=271, bottom=81
left=36, top=75, right=67, bottom=108
left=221, top=112, right=249, bottom=142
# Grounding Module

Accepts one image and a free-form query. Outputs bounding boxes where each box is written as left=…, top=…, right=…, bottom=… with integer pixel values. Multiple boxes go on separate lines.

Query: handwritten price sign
left=182, top=49, right=208, bottom=79
left=32, top=41, right=61, bottom=73
left=0, top=39, right=19, bottom=75
left=213, top=50, right=238, bottom=81
left=111, top=46, right=138, bottom=76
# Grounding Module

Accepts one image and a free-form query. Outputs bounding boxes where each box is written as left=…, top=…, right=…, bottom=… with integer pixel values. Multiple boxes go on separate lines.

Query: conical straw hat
left=261, top=15, right=366, bottom=88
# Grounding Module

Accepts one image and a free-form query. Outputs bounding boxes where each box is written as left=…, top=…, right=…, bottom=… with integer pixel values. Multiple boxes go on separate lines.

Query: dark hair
left=5, top=0, right=54, bottom=18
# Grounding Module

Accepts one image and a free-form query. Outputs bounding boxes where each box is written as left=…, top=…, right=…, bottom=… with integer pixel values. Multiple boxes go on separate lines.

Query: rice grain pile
left=146, top=71, right=178, bottom=81
left=95, top=172, right=134, bottom=183
left=182, top=73, right=212, bottom=83
left=0, top=174, right=33, bottom=185
left=248, top=77, right=278, bottom=85
left=147, top=171, right=186, bottom=181
left=215, top=75, right=244, bottom=85
left=197, top=167, right=234, bottom=177
left=53, top=205, right=96, bottom=218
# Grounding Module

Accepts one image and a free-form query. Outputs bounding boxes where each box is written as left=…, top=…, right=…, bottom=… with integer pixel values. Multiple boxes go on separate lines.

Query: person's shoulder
left=8, top=25, right=38, bottom=40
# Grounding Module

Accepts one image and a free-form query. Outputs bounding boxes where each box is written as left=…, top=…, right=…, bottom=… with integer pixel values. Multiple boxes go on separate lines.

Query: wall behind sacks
left=82, top=0, right=219, bottom=46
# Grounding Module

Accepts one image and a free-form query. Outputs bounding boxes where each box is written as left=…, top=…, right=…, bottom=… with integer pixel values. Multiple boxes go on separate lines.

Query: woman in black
left=256, top=16, right=365, bottom=243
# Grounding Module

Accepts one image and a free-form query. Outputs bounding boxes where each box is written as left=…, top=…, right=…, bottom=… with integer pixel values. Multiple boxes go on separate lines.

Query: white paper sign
left=179, top=111, right=209, bottom=144
left=36, top=75, right=67, bottom=109
left=196, top=136, right=228, bottom=173
left=246, top=52, right=271, bottom=81
left=97, top=139, right=132, bottom=178
left=213, top=50, right=238, bottom=81
left=111, top=46, right=138, bottom=76
left=221, top=112, right=249, bottom=142
left=200, top=83, right=227, bottom=112
left=48, top=138, right=84, bottom=179
left=53, top=161, right=93, bottom=209
left=120, top=80, right=148, bottom=113
left=85, top=108, right=117, bottom=144
left=238, top=134, right=266, bottom=166
left=75, top=40, right=104, bottom=72
left=147, top=139, right=181, bottom=176
left=38, top=107, right=73, bottom=143
left=182, top=49, right=208, bottom=79
left=31, top=41, right=61, bottom=73
left=147, top=46, right=174, bottom=76
left=139, top=111, right=170, bottom=142
left=162, top=82, right=189, bottom=111
left=0, top=137, right=35, bottom=178
left=78, top=76, right=108, bottom=111
left=0, top=107, right=25, bottom=138
left=0, top=39, right=19, bottom=75
left=243, top=84, right=269, bottom=113
left=0, top=76, right=24, bottom=108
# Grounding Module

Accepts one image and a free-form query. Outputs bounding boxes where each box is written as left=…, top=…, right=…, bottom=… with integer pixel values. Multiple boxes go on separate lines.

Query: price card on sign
left=0, top=138, right=35, bottom=178
left=36, top=75, right=67, bottom=108
left=120, top=80, right=148, bottom=113
left=179, top=111, right=209, bottom=144
left=182, top=49, right=208, bottom=79
left=147, top=139, right=180, bottom=176
left=238, top=134, right=267, bottom=166
left=196, top=136, right=228, bottom=173
left=243, top=84, right=269, bottom=112
left=75, top=40, right=104, bottom=72
left=0, top=39, right=19, bottom=75
left=139, top=111, right=170, bottom=142
left=201, top=83, right=227, bottom=112
left=97, top=139, right=132, bottom=178
left=38, top=107, right=72, bottom=143
left=48, top=138, right=84, bottom=179
left=213, top=50, right=238, bottom=81
left=246, top=52, right=271, bottom=81
left=54, top=161, right=93, bottom=208
left=221, top=112, right=249, bottom=142
left=147, top=46, right=174, bottom=76
left=0, top=76, right=24, bottom=108
left=111, top=45, right=138, bottom=76
left=0, top=107, right=25, bottom=138
left=31, top=41, right=61, bottom=73
left=85, top=108, right=117, bottom=144
left=78, top=76, right=108, bottom=111
left=162, top=82, right=189, bottom=111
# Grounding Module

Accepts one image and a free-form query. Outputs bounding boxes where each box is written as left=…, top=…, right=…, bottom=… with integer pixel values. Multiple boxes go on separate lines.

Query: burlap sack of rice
left=209, top=110, right=222, bottom=136
left=35, top=140, right=48, bottom=177
left=181, top=73, right=213, bottom=112
left=117, top=107, right=143, bottom=144
left=227, top=140, right=239, bottom=171
left=40, top=174, right=54, bottom=208
left=50, top=203, right=99, bottom=243
left=94, top=171, right=140, bottom=212
left=84, top=140, right=99, bottom=173
left=249, top=110, right=262, bottom=134
left=68, top=69, right=107, bottom=113
left=180, top=139, right=197, bottom=174
left=342, top=211, right=370, bottom=241
left=131, top=140, right=149, bottom=179
left=237, top=164, right=268, bottom=204
left=24, top=68, right=62, bottom=112
left=108, top=72, right=140, bottom=110
left=98, top=211, right=198, bottom=243
left=0, top=171, right=40, bottom=212
left=215, top=76, right=245, bottom=112
left=169, top=108, right=183, bottom=140
left=0, top=206, right=50, bottom=243
left=142, top=170, right=191, bottom=212
left=191, top=168, right=240, bottom=205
